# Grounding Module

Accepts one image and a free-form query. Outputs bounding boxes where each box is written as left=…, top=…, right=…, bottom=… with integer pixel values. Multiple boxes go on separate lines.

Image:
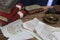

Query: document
left=1, top=18, right=60, bottom=40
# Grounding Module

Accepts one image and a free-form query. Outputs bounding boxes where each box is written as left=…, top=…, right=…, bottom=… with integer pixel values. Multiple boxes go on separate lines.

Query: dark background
left=56, top=0, right=60, bottom=5
left=19, top=0, right=60, bottom=6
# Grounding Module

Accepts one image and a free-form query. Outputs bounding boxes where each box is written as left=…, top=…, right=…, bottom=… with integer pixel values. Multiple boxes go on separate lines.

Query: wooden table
left=0, top=6, right=60, bottom=40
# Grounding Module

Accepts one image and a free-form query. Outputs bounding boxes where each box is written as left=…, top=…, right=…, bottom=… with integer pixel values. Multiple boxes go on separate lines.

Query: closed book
left=27, top=8, right=44, bottom=14
left=0, top=0, right=18, bottom=9
left=25, top=5, right=44, bottom=14
left=0, top=2, right=24, bottom=21
left=0, top=14, right=19, bottom=26
left=0, top=1, right=17, bottom=13
left=0, top=9, right=27, bottom=26
left=9, top=9, right=27, bottom=22
left=25, top=5, right=41, bottom=11
left=0, top=6, right=19, bottom=22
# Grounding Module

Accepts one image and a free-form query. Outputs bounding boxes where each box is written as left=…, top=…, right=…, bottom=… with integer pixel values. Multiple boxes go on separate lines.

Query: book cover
left=0, top=10, right=27, bottom=26
left=0, top=7, right=27, bottom=22
left=25, top=5, right=41, bottom=11
left=9, top=9, right=27, bottom=22
left=25, top=5, right=44, bottom=14
left=0, top=6, right=19, bottom=21
left=8, top=14, right=20, bottom=23
left=0, top=2, right=25, bottom=21
left=28, top=8, right=44, bottom=14
left=0, top=14, right=19, bottom=26
left=0, top=0, right=18, bottom=13
left=0, top=0, right=18, bottom=9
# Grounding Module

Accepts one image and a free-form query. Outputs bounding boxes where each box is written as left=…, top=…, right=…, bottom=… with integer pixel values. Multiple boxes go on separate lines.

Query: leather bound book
left=27, top=8, right=44, bottom=14
left=0, top=6, right=19, bottom=22
left=0, top=2, right=24, bottom=18
left=0, top=0, right=18, bottom=9
left=0, top=2, right=24, bottom=22
left=0, top=2, right=24, bottom=17
left=0, top=14, right=19, bottom=26
left=8, top=14, right=20, bottom=23
left=25, top=5, right=44, bottom=14
left=11, top=9, right=27, bottom=21
left=0, top=0, right=18, bottom=13
left=0, top=9, right=27, bottom=26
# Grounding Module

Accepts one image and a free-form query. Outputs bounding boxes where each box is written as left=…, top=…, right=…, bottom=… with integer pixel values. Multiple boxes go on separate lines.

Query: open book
left=0, top=19, right=33, bottom=40
left=0, top=18, right=60, bottom=40
left=23, top=18, right=60, bottom=40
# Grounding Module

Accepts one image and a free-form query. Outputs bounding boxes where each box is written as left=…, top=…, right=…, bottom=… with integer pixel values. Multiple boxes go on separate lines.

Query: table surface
left=0, top=6, right=60, bottom=40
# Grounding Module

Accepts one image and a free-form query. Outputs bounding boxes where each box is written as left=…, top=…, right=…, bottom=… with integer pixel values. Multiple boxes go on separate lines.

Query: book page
left=35, top=18, right=60, bottom=40
left=23, top=18, right=59, bottom=40
left=0, top=19, right=23, bottom=37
